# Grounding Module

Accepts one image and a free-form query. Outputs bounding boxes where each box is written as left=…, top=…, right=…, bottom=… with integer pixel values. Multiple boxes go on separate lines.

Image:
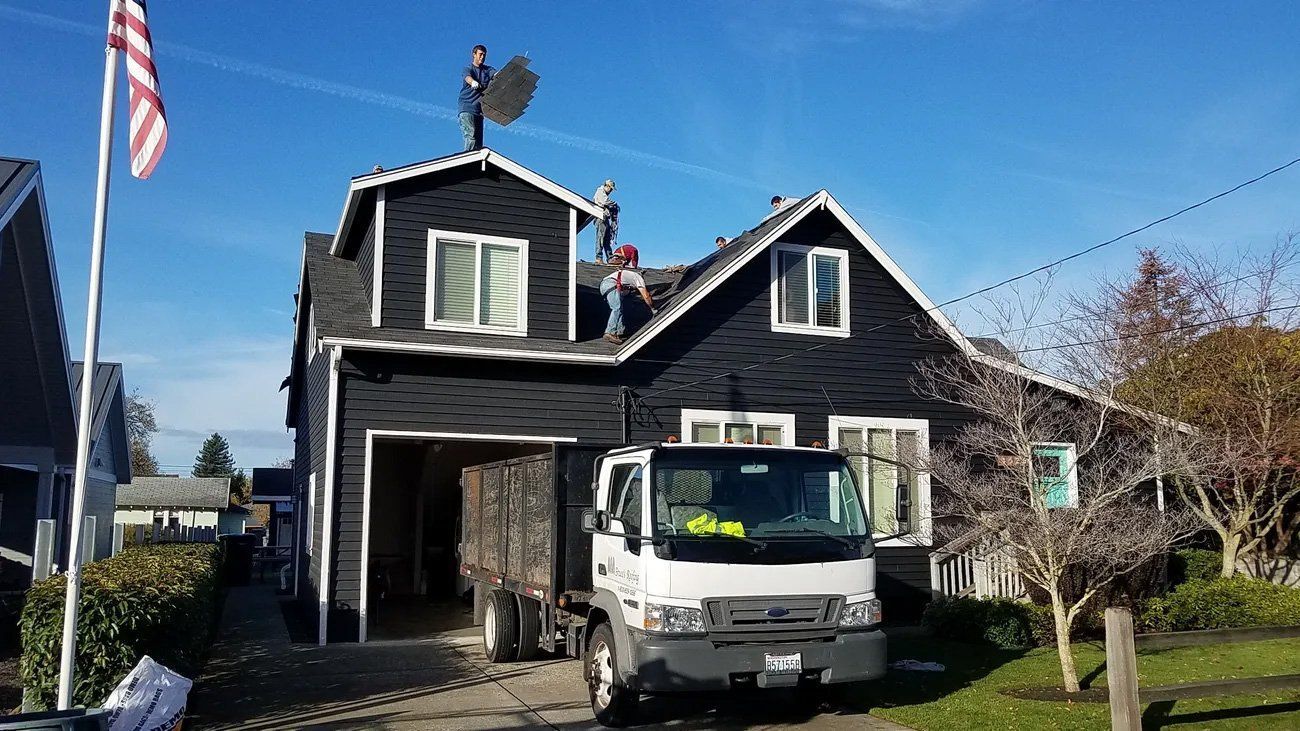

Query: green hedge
left=923, top=597, right=1105, bottom=649
left=1139, top=576, right=1300, bottom=632
left=1169, top=548, right=1221, bottom=586
left=19, top=542, right=223, bottom=709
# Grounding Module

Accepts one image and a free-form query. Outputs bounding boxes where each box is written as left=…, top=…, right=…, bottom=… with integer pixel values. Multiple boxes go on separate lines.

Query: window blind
left=434, top=240, right=476, bottom=323
left=814, top=254, right=842, bottom=328
left=479, top=244, right=520, bottom=328
left=779, top=250, right=809, bottom=325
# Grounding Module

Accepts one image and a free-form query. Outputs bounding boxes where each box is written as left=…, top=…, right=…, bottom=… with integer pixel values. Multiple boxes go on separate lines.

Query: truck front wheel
left=587, top=622, right=639, bottom=727
left=483, top=589, right=519, bottom=663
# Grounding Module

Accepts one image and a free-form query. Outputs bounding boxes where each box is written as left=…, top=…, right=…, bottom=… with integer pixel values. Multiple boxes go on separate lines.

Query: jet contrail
left=0, top=5, right=763, bottom=189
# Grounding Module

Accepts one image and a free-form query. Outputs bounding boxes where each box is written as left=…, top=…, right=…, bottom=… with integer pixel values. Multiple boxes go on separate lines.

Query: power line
left=1013, top=303, right=1300, bottom=354
left=641, top=154, right=1300, bottom=400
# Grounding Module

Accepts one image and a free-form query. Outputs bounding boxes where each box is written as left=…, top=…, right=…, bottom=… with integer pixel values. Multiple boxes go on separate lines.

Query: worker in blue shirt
left=458, top=44, right=495, bottom=151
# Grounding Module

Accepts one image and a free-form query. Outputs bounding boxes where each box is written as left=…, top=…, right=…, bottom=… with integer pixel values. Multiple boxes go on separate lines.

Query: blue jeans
left=459, top=112, right=483, bottom=151
left=600, top=280, right=623, bottom=336
left=595, top=218, right=612, bottom=261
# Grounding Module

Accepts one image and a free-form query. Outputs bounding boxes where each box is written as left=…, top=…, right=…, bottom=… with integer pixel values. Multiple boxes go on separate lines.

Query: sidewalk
left=187, top=585, right=912, bottom=730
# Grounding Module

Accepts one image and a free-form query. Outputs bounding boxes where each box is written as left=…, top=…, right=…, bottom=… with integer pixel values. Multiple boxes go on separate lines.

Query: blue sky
left=2, top=1, right=1298, bottom=472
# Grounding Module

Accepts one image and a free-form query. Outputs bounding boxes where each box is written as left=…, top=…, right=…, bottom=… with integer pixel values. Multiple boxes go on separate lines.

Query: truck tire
left=483, top=589, right=519, bottom=663
left=515, top=594, right=543, bottom=661
left=587, top=622, right=639, bottom=727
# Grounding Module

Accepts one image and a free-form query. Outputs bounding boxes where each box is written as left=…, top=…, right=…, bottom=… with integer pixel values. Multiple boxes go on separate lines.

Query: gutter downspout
left=318, top=345, right=341, bottom=645
left=619, top=386, right=632, bottom=445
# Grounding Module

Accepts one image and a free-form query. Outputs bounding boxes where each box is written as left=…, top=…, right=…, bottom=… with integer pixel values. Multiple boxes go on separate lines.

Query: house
left=115, top=476, right=249, bottom=539
left=285, top=147, right=1122, bottom=643
left=250, top=467, right=294, bottom=547
left=0, top=158, right=131, bottom=586
left=71, top=362, right=131, bottom=562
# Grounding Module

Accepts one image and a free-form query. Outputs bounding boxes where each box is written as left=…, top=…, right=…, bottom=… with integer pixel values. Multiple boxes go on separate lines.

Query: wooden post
left=33, top=519, right=56, bottom=581
left=112, top=523, right=124, bottom=556
left=1106, top=607, right=1141, bottom=731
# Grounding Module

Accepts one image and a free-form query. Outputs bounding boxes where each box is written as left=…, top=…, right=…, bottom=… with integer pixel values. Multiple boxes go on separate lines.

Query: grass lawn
left=847, top=633, right=1300, bottom=730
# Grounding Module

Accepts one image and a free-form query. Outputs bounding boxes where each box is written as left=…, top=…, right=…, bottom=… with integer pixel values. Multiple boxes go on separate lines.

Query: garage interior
left=365, top=437, right=550, bottom=642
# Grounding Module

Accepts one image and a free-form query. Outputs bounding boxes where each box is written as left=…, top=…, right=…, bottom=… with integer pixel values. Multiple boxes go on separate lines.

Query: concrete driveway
left=188, top=586, right=909, bottom=730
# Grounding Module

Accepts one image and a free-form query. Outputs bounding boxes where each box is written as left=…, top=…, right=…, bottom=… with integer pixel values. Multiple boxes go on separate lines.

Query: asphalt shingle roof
left=116, top=476, right=232, bottom=510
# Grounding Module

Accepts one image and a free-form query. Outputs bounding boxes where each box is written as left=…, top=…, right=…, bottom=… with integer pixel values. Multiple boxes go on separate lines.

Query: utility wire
left=1013, top=303, right=1300, bottom=354
left=641, top=154, right=1300, bottom=400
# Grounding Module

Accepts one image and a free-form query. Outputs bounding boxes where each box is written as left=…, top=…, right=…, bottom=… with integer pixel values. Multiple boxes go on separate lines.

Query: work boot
left=595, top=257, right=605, bottom=265
left=603, top=332, right=623, bottom=345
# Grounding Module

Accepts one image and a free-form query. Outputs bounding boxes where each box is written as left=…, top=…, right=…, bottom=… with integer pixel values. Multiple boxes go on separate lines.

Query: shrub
left=922, top=596, right=1035, bottom=649
left=19, top=542, right=223, bottom=709
left=1139, top=576, right=1300, bottom=632
left=1169, top=548, right=1221, bottom=586
left=1025, top=602, right=1105, bottom=647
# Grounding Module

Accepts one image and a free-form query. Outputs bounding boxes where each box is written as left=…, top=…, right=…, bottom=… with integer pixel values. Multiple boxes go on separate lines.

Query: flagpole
left=56, top=9, right=120, bottom=710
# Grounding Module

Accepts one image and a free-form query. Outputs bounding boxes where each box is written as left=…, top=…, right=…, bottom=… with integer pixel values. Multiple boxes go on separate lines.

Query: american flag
left=107, top=0, right=167, bottom=179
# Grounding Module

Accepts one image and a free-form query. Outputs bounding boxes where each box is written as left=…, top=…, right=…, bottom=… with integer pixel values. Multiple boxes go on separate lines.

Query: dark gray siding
left=355, top=216, right=376, bottom=318
left=381, top=167, right=570, bottom=337
left=91, top=432, right=115, bottom=475
left=291, top=286, right=334, bottom=618
left=317, top=209, right=976, bottom=635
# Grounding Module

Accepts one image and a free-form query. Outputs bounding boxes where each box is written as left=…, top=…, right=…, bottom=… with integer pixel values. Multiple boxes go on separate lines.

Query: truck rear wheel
left=587, top=622, right=639, bottom=727
left=515, top=594, right=542, bottom=661
left=483, top=589, right=519, bottom=663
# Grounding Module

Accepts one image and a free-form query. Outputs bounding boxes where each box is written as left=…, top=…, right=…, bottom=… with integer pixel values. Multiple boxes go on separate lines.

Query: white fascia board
left=0, top=165, right=38, bottom=231
left=371, top=186, right=385, bottom=327
left=568, top=208, right=577, bottom=341
left=330, top=149, right=601, bottom=255
left=320, top=336, right=617, bottom=365
left=612, top=193, right=829, bottom=363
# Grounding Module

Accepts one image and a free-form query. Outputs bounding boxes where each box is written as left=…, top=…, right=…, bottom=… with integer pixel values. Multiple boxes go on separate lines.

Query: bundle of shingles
left=480, top=55, right=540, bottom=126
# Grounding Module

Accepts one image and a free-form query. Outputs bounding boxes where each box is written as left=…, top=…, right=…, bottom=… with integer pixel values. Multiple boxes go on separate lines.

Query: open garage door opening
left=362, top=435, right=552, bottom=642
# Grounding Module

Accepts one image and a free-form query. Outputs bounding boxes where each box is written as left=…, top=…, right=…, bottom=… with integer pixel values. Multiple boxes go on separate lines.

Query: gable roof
left=116, top=476, right=232, bottom=510
left=72, top=361, right=132, bottom=482
left=329, top=147, right=603, bottom=257
left=0, top=157, right=77, bottom=462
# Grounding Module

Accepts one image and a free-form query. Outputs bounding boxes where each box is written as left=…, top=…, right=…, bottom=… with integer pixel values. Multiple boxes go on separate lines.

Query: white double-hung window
left=681, top=409, right=796, bottom=446
left=829, top=416, right=930, bottom=543
left=425, top=229, right=528, bottom=335
left=771, top=243, right=849, bottom=336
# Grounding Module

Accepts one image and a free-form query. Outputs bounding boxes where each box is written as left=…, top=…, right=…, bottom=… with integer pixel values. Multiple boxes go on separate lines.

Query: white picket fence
left=930, top=528, right=1027, bottom=600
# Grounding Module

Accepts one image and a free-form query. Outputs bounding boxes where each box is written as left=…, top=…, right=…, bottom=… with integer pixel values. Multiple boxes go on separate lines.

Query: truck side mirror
left=895, top=483, right=912, bottom=534
left=581, top=509, right=611, bottom=533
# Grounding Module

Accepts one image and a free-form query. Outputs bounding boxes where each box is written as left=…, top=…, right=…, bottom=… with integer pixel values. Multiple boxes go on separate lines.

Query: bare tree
left=125, top=389, right=159, bottom=477
left=917, top=282, right=1194, bottom=692
left=1063, top=234, right=1300, bottom=576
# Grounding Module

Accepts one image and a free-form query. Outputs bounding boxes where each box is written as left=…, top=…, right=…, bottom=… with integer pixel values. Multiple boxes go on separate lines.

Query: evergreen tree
left=193, top=433, right=236, bottom=477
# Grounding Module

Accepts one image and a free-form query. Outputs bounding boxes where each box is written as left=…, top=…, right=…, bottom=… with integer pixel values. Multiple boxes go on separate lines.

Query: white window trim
left=424, top=228, right=530, bottom=337
left=827, top=416, right=932, bottom=547
left=770, top=242, right=850, bottom=338
left=680, top=409, right=796, bottom=445
left=1032, top=442, right=1080, bottom=509
left=306, top=473, right=316, bottom=556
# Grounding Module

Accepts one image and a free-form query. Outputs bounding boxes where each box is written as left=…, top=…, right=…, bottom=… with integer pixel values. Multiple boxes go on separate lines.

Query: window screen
left=779, top=250, right=809, bottom=325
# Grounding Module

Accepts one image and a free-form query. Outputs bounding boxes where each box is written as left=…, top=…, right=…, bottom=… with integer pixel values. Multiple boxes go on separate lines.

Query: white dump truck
left=459, top=442, right=906, bottom=726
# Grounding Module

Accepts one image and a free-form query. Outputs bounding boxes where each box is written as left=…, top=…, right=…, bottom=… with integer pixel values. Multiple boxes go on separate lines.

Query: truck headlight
left=644, top=603, right=706, bottom=634
left=839, top=599, right=882, bottom=628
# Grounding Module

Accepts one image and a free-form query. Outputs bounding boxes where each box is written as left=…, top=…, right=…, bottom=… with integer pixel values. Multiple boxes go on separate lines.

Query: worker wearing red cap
left=599, top=244, right=654, bottom=345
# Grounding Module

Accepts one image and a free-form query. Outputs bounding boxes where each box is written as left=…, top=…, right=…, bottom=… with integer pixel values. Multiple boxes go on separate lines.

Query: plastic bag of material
left=685, top=513, right=746, bottom=537
left=101, top=655, right=192, bottom=731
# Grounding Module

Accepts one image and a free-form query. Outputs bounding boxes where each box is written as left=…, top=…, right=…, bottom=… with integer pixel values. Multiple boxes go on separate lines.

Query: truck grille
left=702, top=595, right=843, bottom=644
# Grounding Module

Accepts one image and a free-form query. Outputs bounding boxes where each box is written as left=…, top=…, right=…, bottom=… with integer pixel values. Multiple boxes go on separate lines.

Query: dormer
left=329, top=149, right=602, bottom=340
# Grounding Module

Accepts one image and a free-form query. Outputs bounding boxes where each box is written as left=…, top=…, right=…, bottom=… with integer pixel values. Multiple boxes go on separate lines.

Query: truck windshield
left=651, top=448, right=870, bottom=545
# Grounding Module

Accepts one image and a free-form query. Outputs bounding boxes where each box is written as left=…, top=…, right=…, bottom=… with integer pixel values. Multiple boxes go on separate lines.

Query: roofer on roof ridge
left=459, top=44, right=495, bottom=151
left=593, top=179, right=617, bottom=264
left=599, top=244, right=654, bottom=345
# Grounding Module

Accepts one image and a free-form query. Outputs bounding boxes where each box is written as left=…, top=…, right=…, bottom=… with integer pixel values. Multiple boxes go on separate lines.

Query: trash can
left=0, top=709, right=109, bottom=730
left=219, top=533, right=257, bottom=586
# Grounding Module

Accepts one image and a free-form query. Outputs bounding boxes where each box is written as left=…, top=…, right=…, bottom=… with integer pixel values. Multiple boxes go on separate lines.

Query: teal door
left=1033, top=446, right=1071, bottom=508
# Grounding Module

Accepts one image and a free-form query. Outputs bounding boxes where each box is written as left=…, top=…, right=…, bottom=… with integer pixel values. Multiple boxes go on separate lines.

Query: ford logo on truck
left=766, top=607, right=790, bottom=618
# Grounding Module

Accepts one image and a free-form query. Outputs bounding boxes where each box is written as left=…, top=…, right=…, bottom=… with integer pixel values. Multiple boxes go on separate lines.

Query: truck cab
left=581, top=443, right=890, bottom=724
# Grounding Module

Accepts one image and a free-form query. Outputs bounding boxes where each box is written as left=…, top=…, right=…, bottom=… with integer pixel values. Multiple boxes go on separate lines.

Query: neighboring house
left=250, top=467, right=294, bottom=547
left=115, top=476, right=249, bottom=539
left=72, top=362, right=132, bottom=562
left=285, top=148, right=1136, bottom=643
left=0, top=158, right=77, bottom=588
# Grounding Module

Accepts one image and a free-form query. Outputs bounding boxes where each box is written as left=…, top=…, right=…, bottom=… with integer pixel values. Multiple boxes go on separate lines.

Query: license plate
left=764, top=652, right=802, bottom=675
